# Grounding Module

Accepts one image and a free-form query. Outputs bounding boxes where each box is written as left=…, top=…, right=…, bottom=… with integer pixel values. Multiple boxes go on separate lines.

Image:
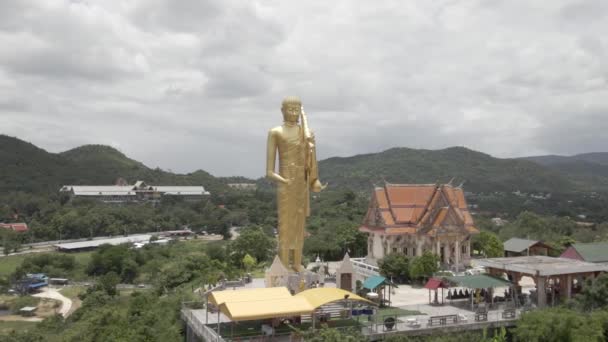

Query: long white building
left=60, top=180, right=210, bottom=203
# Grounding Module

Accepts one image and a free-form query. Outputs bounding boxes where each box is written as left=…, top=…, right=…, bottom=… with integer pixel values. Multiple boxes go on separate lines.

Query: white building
left=60, top=180, right=210, bottom=203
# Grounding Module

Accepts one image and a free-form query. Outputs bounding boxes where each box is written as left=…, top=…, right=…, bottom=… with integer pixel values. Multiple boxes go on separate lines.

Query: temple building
left=60, top=180, right=210, bottom=203
left=359, top=183, right=479, bottom=270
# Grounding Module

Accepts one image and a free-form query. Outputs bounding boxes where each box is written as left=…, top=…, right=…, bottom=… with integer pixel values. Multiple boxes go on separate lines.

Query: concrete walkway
left=32, top=287, right=72, bottom=317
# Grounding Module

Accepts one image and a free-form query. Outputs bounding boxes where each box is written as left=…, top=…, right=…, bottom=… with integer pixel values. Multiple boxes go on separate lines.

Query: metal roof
left=362, top=276, right=398, bottom=290
left=62, top=184, right=210, bottom=196
left=424, top=278, right=449, bottom=290
left=570, top=242, right=608, bottom=263
left=54, top=234, right=152, bottom=250
left=446, top=274, right=511, bottom=289
left=503, top=238, right=540, bottom=253
left=476, top=256, right=608, bottom=277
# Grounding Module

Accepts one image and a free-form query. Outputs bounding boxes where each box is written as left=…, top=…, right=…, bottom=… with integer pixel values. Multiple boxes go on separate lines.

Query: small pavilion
left=477, top=256, right=608, bottom=307
left=361, top=276, right=398, bottom=307
left=424, top=278, right=449, bottom=305
left=445, top=275, right=513, bottom=310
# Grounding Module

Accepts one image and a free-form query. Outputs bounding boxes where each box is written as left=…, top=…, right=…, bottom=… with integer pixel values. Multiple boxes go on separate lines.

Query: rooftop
left=568, top=242, right=608, bottom=263
left=503, top=237, right=549, bottom=253
left=54, top=234, right=152, bottom=250
left=476, top=256, right=608, bottom=276
left=60, top=181, right=210, bottom=196
left=360, top=183, right=478, bottom=236
left=208, top=287, right=374, bottom=322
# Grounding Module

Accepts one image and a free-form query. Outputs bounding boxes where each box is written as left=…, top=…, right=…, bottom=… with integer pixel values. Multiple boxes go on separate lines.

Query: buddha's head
left=281, top=96, right=302, bottom=124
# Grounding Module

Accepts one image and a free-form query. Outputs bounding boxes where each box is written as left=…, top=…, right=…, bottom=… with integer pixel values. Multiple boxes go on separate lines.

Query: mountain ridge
left=0, top=135, right=228, bottom=194
left=3, top=134, right=608, bottom=194
left=318, top=146, right=576, bottom=193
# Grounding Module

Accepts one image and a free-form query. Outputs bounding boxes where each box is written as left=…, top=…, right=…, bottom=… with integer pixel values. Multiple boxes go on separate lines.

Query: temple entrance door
left=440, top=247, right=445, bottom=263
left=340, top=273, right=352, bottom=292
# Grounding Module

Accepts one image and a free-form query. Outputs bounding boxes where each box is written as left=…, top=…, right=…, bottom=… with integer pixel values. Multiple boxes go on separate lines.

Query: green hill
left=0, top=135, right=227, bottom=194
left=318, top=147, right=577, bottom=193
left=522, top=153, right=608, bottom=190
left=3, top=134, right=606, bottom=195
left=525, top=152, right=608, bottom=167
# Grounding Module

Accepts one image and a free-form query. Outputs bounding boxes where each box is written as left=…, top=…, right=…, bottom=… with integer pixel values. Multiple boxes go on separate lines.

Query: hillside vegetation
left=319, top=147, right=576, bottom=193
left=0, top=135, right=227, bottom=194
left=5, top=135, right=608, bottom=195
left=522, top=152, right=608, bottom=190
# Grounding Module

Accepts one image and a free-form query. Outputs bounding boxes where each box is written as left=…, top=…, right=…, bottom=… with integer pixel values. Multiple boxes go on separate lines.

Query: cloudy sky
left=1, top=0, right=607, bottom=178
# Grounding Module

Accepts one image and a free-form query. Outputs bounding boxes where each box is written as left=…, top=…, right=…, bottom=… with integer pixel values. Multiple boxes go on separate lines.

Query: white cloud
left=1, top=0, right=607, bottom=178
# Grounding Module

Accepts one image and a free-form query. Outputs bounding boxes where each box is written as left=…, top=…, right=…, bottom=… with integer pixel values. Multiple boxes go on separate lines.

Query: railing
left=364, top=307, right=524, bottom=338
left=182, top=306, right=226, bottom=342
left=351, top=258, right=380, bottom=278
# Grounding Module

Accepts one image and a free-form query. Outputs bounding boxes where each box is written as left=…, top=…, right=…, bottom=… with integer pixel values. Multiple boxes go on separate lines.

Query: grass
left=0, top=321, right=39, bottom=335
left=59, top=286, right=86, bottom=300
left=0, top=251, right=93, bottom=280
left=0, top=254, right=31, bottom=277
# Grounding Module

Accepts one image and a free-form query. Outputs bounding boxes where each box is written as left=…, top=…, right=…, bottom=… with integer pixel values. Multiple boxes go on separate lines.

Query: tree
left=86, top=244, right=136, bottom=282
left=302, top=325, right=366, bottom=342
left=242, top=254, right=256, bottom=272
left=378, top=254, right=410, bottom=283
left=514, top=308, right=603, bottom=342
left=409, top=252, right=439, bottom=282
left=574, top=273, right=608, bottom=311
left=13, top=254, right=76, bottom=279
left=1, top=229, right=21, bottom=255
left=205, top=243, right=226, bottom=261
left=471, top=231, right=503, bottom=258
left=229, top=227, right=276, bottom=264
left=96, top=271, right=120, bottom=296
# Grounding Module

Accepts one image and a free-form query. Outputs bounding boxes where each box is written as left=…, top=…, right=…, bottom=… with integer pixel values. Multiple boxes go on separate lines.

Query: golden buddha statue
left=266, top=96, right=324, bottom=272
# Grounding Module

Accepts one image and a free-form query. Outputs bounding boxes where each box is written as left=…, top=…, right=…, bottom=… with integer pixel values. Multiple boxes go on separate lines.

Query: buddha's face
left=281, top=103, right=301, bottom=124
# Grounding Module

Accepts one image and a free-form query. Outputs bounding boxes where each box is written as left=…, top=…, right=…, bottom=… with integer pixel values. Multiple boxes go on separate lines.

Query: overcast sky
left=1, top=0, right=607, bottom=178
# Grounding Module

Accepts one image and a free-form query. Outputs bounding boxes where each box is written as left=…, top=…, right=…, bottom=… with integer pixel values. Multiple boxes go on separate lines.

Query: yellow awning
left=220, top=297, right=314, bottom=321
left=296, top=288, right=375, bottom=309
left=209, top=287, right=292, bottom=306
left=209, top=287, right=376, bottom=322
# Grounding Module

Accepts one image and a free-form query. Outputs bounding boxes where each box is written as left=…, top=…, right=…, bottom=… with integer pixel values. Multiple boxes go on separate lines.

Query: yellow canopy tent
left=209, top=287, right=292, bottom=307
left=295, top=287, right=372, bottom=309
left=208, top=287, right=374, bottom=322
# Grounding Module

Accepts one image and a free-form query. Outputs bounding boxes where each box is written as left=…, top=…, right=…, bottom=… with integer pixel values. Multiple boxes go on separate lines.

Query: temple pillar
left=436, top=239, right=440, bottom=257
left=537, top=276, right=547, bottom=308
left=416, top=240, right=423, bottom=257
left=455, top=240, right=460, bottom=269
left=445, top=241, right=451, bottom=264
left=566, top=274, right=572, bottom=300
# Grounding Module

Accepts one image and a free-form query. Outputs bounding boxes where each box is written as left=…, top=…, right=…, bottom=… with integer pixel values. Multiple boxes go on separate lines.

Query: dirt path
left=32, top=288, right=72, bottom=317
left=0, top=315, right=43, bottom=322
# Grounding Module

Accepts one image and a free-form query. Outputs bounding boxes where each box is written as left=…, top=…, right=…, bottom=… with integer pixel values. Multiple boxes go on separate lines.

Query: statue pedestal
left=265, top=255, right=320, bottom=293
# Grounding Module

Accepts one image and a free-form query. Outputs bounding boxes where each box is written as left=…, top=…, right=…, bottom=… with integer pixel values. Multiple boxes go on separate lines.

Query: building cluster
left=60, top=180, right=210, bottom=203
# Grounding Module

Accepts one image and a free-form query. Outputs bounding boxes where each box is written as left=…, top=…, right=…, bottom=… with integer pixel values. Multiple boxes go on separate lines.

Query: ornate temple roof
left=359, top=183, right=478, bottom=236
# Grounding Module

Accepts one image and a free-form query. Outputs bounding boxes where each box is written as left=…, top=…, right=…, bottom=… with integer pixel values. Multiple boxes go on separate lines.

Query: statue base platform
left=265, top=255, right=321, bottom=294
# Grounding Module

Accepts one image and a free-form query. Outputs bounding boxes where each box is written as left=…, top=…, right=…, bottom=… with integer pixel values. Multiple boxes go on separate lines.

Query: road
left=32, top=287, right=72, bottom=317
left=0, top=231, right=223, bottom=258
left=230, top=227, right=241, bottom=240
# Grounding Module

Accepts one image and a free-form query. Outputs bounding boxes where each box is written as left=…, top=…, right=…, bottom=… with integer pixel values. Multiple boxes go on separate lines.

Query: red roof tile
left=360, top=184, right=478, bottom=236
left=0, top=222, right=28, bottom=232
